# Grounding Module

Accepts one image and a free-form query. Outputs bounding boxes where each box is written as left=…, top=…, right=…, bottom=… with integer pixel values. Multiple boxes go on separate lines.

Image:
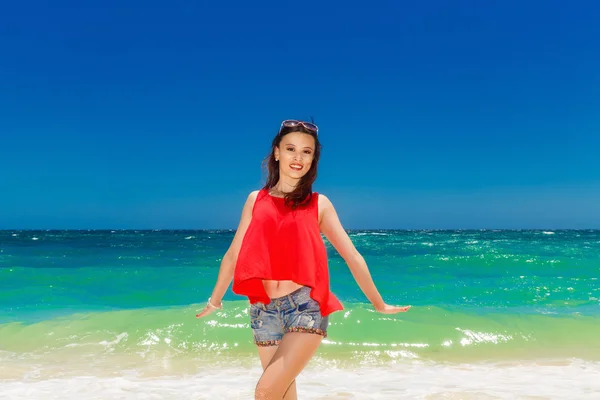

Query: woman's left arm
left=319, top=194, right=410, bottom=314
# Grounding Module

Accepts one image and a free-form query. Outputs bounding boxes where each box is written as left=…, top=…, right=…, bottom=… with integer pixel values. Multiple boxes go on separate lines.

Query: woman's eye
left=304, top=151, right=312, bottom=155
left=286, top=147, right=294, bottom=152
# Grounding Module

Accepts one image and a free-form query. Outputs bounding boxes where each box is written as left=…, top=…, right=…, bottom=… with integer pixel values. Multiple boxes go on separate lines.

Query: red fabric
left=232, top=189, right=343, bottom=317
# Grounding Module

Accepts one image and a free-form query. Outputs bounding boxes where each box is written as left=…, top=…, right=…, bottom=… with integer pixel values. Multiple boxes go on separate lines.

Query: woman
left=196, top=119, right=411, bottom=399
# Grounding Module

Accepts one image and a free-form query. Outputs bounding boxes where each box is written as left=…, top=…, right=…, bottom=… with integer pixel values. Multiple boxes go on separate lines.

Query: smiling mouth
left=289, top=164, right=303, bottom=171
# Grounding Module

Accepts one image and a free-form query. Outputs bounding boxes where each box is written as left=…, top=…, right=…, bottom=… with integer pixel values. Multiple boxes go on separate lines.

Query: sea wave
left=1, top=359, right=599, bottom=399
left=1, top=302, right=599, bottom=368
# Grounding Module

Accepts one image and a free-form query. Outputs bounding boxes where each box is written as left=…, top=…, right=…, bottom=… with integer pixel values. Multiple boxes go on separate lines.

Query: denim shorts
left=249, top=286, right=329, bottom=346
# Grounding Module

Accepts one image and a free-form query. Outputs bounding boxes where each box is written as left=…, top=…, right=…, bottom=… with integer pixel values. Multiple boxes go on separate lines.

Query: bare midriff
left=262, top=280, right=304, bottom=299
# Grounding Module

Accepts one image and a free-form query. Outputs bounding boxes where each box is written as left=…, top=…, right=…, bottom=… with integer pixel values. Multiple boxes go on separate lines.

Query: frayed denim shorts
left=249, top=286, right=329, bottom=347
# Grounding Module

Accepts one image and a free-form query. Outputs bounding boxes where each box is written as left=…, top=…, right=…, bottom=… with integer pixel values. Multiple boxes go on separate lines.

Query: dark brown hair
left=262, top=123, right=321, bottom=209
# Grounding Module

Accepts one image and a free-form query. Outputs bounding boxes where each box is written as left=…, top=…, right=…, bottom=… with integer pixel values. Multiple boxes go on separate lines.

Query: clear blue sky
left=1, top=0, right=599, bottom=229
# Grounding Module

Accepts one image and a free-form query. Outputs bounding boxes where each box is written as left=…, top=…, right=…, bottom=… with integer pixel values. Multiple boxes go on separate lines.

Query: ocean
left=1, top=229, right=599, bottom=399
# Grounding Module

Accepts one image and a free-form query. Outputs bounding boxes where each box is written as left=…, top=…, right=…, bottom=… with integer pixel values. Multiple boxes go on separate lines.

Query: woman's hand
left=375, top=304, right=411, bottom=314
left=195, top=298, right=222, bottom=318
left=195, top=304, right=217, bottom=318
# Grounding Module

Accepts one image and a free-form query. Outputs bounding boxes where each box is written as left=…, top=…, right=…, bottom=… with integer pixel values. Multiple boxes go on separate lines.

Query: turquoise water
left=1, top=229, right=598, bottom=366
left=2, top=229, right=600, bottom=398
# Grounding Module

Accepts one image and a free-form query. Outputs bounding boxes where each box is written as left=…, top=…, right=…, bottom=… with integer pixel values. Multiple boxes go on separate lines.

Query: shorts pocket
left=296, top=297, right=320, bottom=313
left=249, top=304, right=263, bottom=329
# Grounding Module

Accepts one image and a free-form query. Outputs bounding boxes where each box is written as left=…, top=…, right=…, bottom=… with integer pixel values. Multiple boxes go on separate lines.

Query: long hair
left=262, top=123, right=321, bottom=209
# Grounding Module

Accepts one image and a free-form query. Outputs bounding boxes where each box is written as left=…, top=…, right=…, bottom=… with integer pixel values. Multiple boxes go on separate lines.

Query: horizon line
left=2, top=228, right=599, bottom=232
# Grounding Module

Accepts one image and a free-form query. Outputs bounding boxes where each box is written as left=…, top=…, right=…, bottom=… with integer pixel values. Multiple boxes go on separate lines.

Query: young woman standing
left=196, top=120, right=411, bottom=399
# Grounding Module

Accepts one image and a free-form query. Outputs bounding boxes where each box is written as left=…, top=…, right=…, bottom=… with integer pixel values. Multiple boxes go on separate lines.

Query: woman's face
left=274, top=131, right=316, bottom=180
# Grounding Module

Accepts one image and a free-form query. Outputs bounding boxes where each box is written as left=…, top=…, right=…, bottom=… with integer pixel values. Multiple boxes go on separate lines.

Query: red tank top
left=232, top=189, right=343, bottom=317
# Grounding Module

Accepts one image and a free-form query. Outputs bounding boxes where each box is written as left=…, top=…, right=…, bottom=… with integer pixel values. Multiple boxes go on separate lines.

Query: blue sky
left=1, top=0, right=599, bottom=229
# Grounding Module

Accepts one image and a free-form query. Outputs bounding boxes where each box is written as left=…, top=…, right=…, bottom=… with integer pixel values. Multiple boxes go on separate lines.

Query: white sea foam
left=1, top=360, right=599, bottom=399
left=99, top=332, right=129, bottom=350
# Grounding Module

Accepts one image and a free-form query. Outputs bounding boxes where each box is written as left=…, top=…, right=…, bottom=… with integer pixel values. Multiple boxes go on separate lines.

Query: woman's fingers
left=195, top=305, right=215, bottom=318
left=377, top=304, right=411, bottom=314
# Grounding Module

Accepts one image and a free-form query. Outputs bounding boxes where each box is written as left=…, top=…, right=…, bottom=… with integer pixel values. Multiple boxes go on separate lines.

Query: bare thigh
left=255, top=332, right=323, bottom=399
left=257, top=346, right=297, bottom=400
left=257, top=346, right=279, bottom=370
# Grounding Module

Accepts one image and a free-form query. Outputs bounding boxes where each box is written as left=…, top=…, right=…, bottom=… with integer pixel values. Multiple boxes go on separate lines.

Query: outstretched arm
left=196, top=190, right=258, bottom=318
left=319, top=194, right=410, bottom=314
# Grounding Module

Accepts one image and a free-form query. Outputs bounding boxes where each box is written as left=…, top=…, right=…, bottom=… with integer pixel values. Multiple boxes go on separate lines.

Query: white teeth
left=290, top=165, right=302, bottom=169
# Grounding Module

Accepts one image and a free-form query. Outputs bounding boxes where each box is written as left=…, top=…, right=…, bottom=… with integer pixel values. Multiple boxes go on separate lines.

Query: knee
left=254, top=381, right=282, bottom=400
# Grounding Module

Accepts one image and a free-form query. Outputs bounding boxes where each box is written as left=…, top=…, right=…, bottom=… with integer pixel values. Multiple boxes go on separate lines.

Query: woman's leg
left=255, top=332, right=323, bottom=400
left=257, top=346, right=297, bottom=399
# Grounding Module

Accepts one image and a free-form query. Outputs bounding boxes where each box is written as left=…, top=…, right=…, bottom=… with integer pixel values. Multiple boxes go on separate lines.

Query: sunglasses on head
left=279, top=120, right=318, bottom=135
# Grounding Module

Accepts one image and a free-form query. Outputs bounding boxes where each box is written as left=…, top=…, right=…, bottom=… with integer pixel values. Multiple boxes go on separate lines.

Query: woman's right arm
left=196, top=190, right=258, bottom=318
